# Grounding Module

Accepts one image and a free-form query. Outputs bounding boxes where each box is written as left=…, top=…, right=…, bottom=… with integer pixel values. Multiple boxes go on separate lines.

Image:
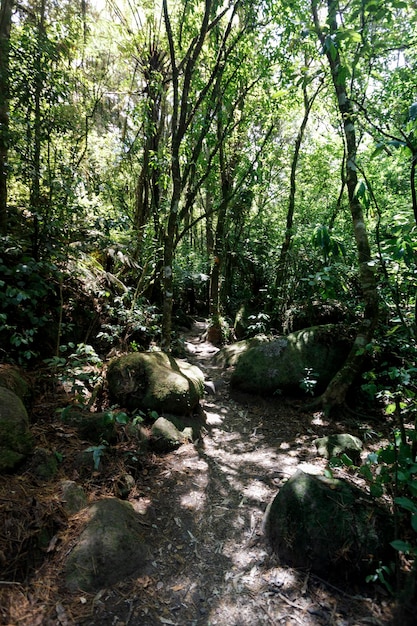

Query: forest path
left=88, top=320, right=392, bottom=626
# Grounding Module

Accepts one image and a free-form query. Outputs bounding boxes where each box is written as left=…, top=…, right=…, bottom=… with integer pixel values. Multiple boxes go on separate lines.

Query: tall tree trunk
left=275, top=72, right=322, bottom=302
left=311, top=0, right=379, bottom=413
left=207, top=75, right=232, bottom=344
left=0, top=0, right=13, bottom=236
left=161, top=0, right=213, bottom=350
left=134, top=43, right=168, bottom=256
left=30, top=0, right=46, bottom=260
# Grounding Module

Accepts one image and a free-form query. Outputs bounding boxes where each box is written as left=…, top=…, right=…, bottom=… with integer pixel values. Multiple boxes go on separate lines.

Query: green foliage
left=0, top=245, right=59, bottom=362
left=247, top=312, right=270, bottom=336
left=44, top=343, right=103, bottom=404
left=97, top=296, right=161, bottom=352
left=299, top=367, right=318, bottom=396
left=84, top=444, right=107, bottom=471
left=311, top=225, right=346, bottom=264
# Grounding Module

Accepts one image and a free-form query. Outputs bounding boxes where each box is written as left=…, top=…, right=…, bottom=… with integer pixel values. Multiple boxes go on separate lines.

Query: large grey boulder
left=230, top=325, right=351, bottom=396
left=107, top=351, right=204, bottom=414
left=65, top=498, right=148, bottom=591
left=265, top=469, right=393, bottom=582
left=0, top=387, right=34, bottom=471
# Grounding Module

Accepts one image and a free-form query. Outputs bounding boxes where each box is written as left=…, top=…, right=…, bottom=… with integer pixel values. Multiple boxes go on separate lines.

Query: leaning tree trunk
left=0, top=0, right=13, bottom=236
left=311, top=0, right=379, bottom=413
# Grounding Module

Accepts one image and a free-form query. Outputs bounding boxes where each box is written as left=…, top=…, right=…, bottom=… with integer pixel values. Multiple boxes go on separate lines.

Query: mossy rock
left=266, top=469, right=394, bottom=583
left=31, top=447, right=59, bottom=480
left=107, top=351, right=204, bottom=415
left=0, top=387, right=34, bottom=471
left=314, top=434, right=363, bottom=465
left=150, top=416, right=193, bottom=452
left=214, top=335, right=271, bottom=368
left=230, top=325, right=351, bottom=396
left=0, top=364, right=32, bottom=406
left=65, top=498, right=148, bottom=591
left=60, top=480, right=88, bottom=515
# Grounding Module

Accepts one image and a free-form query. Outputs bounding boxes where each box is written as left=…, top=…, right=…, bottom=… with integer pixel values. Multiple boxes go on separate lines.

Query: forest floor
left=0, top=320, right=405, bottom=625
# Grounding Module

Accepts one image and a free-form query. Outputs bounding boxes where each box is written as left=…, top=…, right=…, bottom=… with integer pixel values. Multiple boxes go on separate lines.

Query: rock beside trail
left=60, top=480, right=88, bottom=515
left=214, top=335, right=271, bottom=368
left=150, top=416, right=193, bottom=452
left=265, top=469, right=393, bottom=583
left=0, top=364, right=32, bottom=405
left=0, top=387, right=34, bottom=471
left=107, top=351, right=204, bottom=414
left=65, top=498, right=148, bottom=591
left=30, top=447, right=59, bottom=480
left=230, top=325, right=351, bottom=396
left=314, top=433, right=363, bottom=465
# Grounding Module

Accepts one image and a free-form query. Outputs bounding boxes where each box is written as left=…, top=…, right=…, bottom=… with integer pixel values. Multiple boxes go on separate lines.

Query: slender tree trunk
left=30, top=0, right=46, bottom=259
left=161, top=0, right=213, bottom=350
left=311, top=0, right=379, bottom=413
left=275, top=73, right=322, bottom=299
left=0, top=0, right=13, bottom=236
left=411, top=151, right=417, bottom=226
left=208, top=76, right=231, bottom=339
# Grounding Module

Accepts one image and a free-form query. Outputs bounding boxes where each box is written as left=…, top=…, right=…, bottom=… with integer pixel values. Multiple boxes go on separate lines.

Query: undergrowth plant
left=0, top=246, right=59, bottom=363
left=330, top=343, right=417, bottom=597
left=44, top=342, right=103, bottom=406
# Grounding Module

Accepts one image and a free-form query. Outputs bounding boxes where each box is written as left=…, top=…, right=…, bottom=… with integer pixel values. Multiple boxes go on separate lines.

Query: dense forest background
left=1, top=0, right=417, bottom=414
left=1, top=0, right=417, bottom=612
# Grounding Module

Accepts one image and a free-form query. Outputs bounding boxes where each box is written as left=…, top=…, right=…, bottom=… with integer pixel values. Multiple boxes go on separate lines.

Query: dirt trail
left=87, top=321, right=393, bottom=626
left=1, top=321, right=396, bottom=626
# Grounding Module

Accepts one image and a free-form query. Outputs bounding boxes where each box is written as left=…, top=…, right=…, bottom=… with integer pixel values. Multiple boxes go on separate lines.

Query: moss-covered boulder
left=150, top=416, right=193, bottom=452
left=107, top=351, right=204, bottom=414
left=314, top=434, right=363, bottom=465
left=65, top=498, right=148, bottom=591
left=230, top=325, right=351, bottom=396
left=265, top=469, right=393, bottom=582
left=0, top=364, right=32, bottom=405
left=214, top=335, right=271, bottom=368
left=0, top=387, right=34, bottom=471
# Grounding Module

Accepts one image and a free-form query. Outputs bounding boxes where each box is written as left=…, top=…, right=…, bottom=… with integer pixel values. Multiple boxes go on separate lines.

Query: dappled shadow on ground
left=1, top=321, right=397, bottom=625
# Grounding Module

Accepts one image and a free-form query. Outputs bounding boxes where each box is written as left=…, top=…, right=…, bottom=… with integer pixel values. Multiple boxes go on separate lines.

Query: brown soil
left=0, top=321, right=403, bottom=625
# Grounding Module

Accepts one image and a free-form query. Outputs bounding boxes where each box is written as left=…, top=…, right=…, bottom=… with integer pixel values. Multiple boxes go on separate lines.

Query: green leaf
left=390, top=539, right=411, bottom=553
left=411, top=514, right=417, bottom=533
left=329, top=456, right=343, bottom=468
left=385, top=402, right=396, bottom=415
left=340, top=453, right=354, bottom=467
left=371, top=143, right=386, bottom=158
left=359, top=465, right=373, bottom=481
left=335, top=65, right=349, bottom=85
left=395, top=496, right=417, bottom=513
left=370, top=483, right=384, bottom=498
left=379, top=448, right=396, bottom=464
left=85, top=445, right=106, bottom=470
left=116, top=412, right=129, bottom=424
